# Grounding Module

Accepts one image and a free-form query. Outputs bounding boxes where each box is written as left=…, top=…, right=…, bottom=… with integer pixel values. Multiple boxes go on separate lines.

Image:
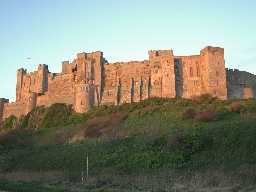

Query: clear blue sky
left=0, top=0, right=256, bottom=101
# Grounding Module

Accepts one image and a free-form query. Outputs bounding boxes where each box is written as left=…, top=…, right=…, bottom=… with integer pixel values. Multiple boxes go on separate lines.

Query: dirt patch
left=70, top=112, right=128, bottom=141
left=0, top=171, right=64, bottom=183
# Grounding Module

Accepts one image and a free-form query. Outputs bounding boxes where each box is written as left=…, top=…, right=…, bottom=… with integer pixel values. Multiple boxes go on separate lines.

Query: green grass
left=1, top=96, right=256, bottom=179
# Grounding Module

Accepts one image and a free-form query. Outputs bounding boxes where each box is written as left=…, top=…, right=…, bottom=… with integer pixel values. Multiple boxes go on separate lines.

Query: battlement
left=1, top=46, right=256, bottom=124
left=148, top=50, right=173, bottom=59
left=77, top=51, right=103, bottom=60
left=62, top=61, right=73, bottom=74
left=201, top=46, right=224, bottom=55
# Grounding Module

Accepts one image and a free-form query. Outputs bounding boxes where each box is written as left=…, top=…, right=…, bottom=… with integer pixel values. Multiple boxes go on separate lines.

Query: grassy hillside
left=1, top=95, right=256, bottom=191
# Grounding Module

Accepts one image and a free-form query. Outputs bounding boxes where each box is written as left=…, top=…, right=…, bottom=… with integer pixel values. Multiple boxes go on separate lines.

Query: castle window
left=155, top=51, right=159, bottom=57
left=216, top=71, right=219, bottom=77
left=139, top=79, right=143, bottom=100
left=107, top=90, right=113, bottom=97
left=117, top=78, right=122, bottom=105
left=130, top=78, right=135, bottom=103
left=196, top=67, right=200, bottom=76
left=148, top=77, right=152, bottom=98
left=190, top=67, right=193, bottom=77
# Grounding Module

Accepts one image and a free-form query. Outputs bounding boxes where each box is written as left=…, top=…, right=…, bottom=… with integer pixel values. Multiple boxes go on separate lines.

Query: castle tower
left=16, top=68, right=26, bottom=101
left=76, top=53, right=87, bottom=81
left=37, top=64, right=48, bottom=94
left=62, top=61, right=73, bottom=74
left=75, top=51, right=104, bottom=105
left=148, top=50, right=176, bottom=98
left=91, top=51, right=104, bottom=103
left=200, top=46, right=227, bottom=99
left=74, top=82, right=95, bottom=113
left=0, top=98, right=9, bottom=125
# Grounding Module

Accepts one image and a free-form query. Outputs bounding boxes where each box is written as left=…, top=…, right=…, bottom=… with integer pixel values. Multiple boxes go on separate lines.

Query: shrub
left=2, top=115, right=17, bottom=130
left=67, top=113, right=86, bottom=125
left=195, top=110, right=215, bottom=122
left=228, top=101, right=244, bottom=113
left=192, top=94, right=217, bottom=104
left=182, top=108, right=196, bottom=119
left=19, top=107, right=46, bottom=129
left=41, top=103, right=72, bottom=128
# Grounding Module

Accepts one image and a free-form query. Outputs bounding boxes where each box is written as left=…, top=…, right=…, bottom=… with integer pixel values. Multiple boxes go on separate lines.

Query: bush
left=192, top=94, right=217, bottom=104
left=228, top=101, right=244, bottom=113
left=41, top=103, right=72, bottom=128
left=19, top=104, right=73, bottom=129
left=2, top=115, right=17, bottom=130
left=195, top=110, right=215, bottom=122
left=19, top=107, right=46, bottom=129
left=182, top=108, right=196, bottom=119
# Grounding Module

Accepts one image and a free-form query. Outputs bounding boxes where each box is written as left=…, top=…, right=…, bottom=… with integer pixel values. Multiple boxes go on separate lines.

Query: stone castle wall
left=226, top=69, right=256, bottom=99
left=174, top=55, right=202, bottom=98
left=101, top=61, right=151, bottom=105
left=174, top=47, right=227, bottom=100
left=1, top=46, right=255, bottom=122
left=2, top=102, right=27, bottom=120
left=44, top=73, right=75, bottom=106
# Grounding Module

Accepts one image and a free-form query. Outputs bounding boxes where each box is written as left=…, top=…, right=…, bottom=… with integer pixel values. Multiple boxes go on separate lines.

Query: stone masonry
left=1, top=46, right=255, bottom=122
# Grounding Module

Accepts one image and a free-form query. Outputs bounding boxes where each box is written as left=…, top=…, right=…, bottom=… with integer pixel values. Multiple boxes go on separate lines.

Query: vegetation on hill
left=1, top=95, right=256, bottom=191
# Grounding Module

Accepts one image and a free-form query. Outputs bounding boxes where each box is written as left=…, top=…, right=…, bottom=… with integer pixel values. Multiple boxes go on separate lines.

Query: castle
left=1, top=46, right=256, bottom=123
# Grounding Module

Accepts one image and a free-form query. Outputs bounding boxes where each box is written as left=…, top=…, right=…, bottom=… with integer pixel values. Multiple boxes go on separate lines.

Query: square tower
left=148, top=50, right=176, bottom=98
left=200, top=46, right=227, bottom=99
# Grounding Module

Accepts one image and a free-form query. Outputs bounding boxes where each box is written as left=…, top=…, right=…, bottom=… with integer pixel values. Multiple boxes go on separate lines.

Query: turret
left=75, top=51, right=104, bottom=104
left=62, top=61, right=73, bottom=74
left=74, top=82, right=95, bottom=113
